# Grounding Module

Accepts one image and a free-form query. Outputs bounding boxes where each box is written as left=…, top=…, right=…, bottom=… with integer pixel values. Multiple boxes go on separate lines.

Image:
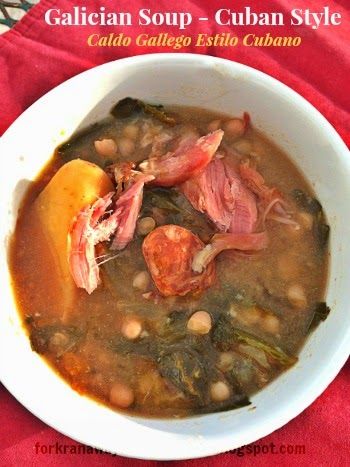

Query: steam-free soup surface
left=10, top=103, right=329, bottom=417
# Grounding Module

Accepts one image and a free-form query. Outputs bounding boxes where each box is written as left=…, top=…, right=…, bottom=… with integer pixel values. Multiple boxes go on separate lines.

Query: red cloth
left=0, top=0, right=349, bottom=465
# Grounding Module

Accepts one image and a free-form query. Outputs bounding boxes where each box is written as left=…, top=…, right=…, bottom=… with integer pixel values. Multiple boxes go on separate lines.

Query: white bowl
left=0, top=54, right=349, bottom=460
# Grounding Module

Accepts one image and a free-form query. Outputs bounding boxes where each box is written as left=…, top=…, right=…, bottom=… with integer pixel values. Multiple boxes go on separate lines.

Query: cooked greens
left=30, top=325, right=82, bottom=356
left=107, top=318, right=250, bottom=409
left=212, top=315, right=297, bottom=367
left=308, top=302, right=331, bottom=330
left=314, top=213, right=330, bottom=250
left=143, top=188, right=184, bottom=214
left=292, top=188, right=330, bottom=249
left=158, top=349, right=208, bottom=399
left=142, top=187, right=214, bottom=241
left=292, top=189, right=323, bottom=214
left=111, top=97, right=176, bottom=125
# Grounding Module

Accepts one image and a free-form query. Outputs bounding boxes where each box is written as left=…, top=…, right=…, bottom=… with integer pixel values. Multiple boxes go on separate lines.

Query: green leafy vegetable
left=313, top=213, right=330, bottom=250
left=231, top=329, right=297, bottom=367
left=111, top=97, right=176, bottom=125
left=143, top=188, right=184, bottom=214
left=57, top=141, right=72, bottom=155
left=212, top=315, right=297, bottom=367
left=108, top=331, right=210, bottom=401
left=292, top=189, right=322, bottom=214
left=30, top=325, right=82, bottom=355
left=142, top=188, right=214, bottom=242
left=107, top=316, right=250, bottom=409
left=308, top=302, right=331, bottom=331
left=107, top=334, right=158, bottom=357
left=57, top=122, right=106, bottom=158
left=203, top=284, right=253, bottom=314
left=158, top=349, right=208, bottom=399
left=158, top=311, right=190, bottom=343
left=292, top=188, right=330, bottom=250
left=158, top=346, right=251, bottom=410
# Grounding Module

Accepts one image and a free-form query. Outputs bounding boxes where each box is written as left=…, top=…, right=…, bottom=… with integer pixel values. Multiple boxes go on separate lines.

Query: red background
left=0, top=0, right=349, bottom=465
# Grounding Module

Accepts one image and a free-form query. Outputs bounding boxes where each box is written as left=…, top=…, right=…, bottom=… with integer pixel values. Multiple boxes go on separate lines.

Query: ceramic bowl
left=0, top=54, right=349, bottom=460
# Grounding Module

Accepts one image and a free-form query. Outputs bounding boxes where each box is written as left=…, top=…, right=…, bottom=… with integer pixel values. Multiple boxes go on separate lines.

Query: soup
left=9, top=99, right=330, bottom=418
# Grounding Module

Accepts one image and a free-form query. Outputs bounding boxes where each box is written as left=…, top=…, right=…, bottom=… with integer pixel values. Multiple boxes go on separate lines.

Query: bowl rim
left=0, top=53, right=349, bottom=461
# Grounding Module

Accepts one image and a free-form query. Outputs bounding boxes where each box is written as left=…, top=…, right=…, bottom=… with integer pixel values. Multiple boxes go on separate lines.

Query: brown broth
left=9, top=105, right=329, bottom=418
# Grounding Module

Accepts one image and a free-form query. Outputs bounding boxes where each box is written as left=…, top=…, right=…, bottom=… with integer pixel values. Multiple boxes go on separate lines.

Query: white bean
left=187, top=311, right=212, bottom=335
left=118, top=137, right=135, bottom=157
left=261, top=314, right=280, bottom=334
left=94, top=139, right=117, bottom=158
left=286, top=223, right=302, bottom=237
left=132, top=271, right=150, bottom=291
left=223, top=119, right=245, bottom=139
left=49, top=332, right=69, bottom=352
left=207, top=119, right=222, bottom=132
left=287, top=284, right=307, bottom=309
left=252, top=139, right=266, bottom=156
left=137, top=217, right=156, bottom=236
left=109, top=382, right=134, bottom=408
left=298, top=211, right=313, bottom=230
left=217, top=352, right=235, bottom=371
left=239, top=344, right=270, bottom=369
left=121, top=318, right=142, bottom=340
left=210, top=381, right=231, bottom=402
left=233, top=139, right=253, bottom=154
left=278, top=254, right=299, bottom=280
left=238, top=307, right=262, bottom=326
left=123, top=124, right=139, bottom=140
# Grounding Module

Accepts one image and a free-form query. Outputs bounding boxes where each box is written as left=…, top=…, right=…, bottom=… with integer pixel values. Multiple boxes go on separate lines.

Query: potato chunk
left=34, top=159, right=113, bottom=320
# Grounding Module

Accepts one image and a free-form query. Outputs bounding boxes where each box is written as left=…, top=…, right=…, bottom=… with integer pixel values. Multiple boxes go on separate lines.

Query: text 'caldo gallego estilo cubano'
left=86, top=33, right=302, bottom=49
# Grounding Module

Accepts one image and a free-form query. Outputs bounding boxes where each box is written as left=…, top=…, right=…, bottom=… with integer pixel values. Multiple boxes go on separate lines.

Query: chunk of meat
left=181, top=158, right=258, bottom=234
left=111, top=174, right=154, bottom=250
left=139, top=130, right=224, bottom=187
left=106, top=161, right=136, bottom=195
left=142, top=225, right=216, bottom=296
left=239, top=160, right=291, bottom=224
left=192, top=232, right=269, bottom=273
left=68, top=173, right=154, bottom=293
left=68, top=193, right=119, bottom=294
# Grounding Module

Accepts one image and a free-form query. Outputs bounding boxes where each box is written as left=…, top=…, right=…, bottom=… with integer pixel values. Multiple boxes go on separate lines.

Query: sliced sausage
left=142, top=225, right=216, bottom=296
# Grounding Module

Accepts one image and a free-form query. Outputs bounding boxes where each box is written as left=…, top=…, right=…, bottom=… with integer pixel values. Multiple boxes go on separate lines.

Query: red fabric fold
left=0, top=0, right=349, bottom=464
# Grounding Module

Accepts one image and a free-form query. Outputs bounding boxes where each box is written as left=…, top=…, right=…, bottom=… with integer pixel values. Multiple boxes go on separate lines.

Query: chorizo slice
left=142, top=225, right=216, bottom=297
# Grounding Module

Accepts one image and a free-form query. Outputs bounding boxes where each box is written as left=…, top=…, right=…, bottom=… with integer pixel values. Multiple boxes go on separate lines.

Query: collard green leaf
left=212, top=315, right=297, bottom=367
left=158, top=349, right=208, bottom=399
left=142, top=188, right=214, bottom=242
left=313, top=213, right=330, bottom=250
left=308, top=302, right=331, bottom=331
left=292, top=189, right=322, bottom=214
left=292, top=188, right=330, bottom=250
left=142, top=188, right=183, bottom=214
left=30, top=325, right=82, bottom=355
left=111, top=97, right=176, bottom=125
